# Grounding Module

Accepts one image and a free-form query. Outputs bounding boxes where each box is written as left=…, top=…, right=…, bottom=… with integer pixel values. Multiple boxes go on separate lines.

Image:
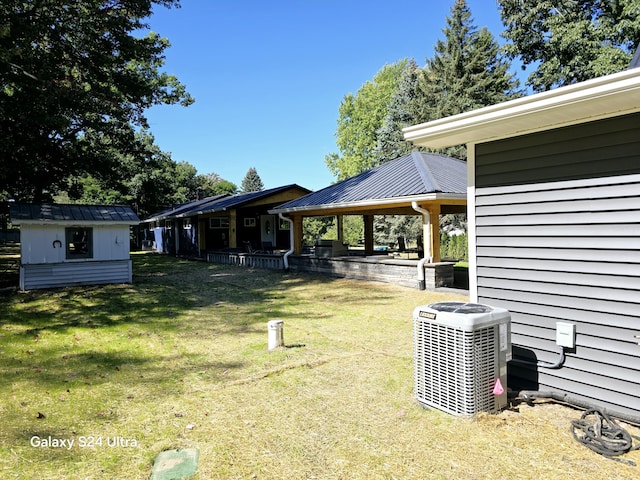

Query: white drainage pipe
left=412, top=201, right=432, bottom=290
left=278, top=213, right=294, bottom=271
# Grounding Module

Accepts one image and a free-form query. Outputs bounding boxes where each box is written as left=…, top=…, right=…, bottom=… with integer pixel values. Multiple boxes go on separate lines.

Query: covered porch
left=205, top=153, right=467, bottom=289
left=268, top=152, right=468, bottom=289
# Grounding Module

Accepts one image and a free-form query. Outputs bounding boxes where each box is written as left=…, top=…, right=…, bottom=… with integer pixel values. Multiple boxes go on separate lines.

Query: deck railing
left=206, top=252, right=284, bottom=270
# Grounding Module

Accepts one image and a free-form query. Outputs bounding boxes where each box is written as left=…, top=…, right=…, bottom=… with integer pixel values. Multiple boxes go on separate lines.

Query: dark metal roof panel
left=144, top=194, right=229, bottom=222
left=10, top=204, right=139, bottom=223
left=196, top=184, right=309, bottom=215
left=274, top=153, right=466, bottom=210
left=142, top=185, right=311, bottom=221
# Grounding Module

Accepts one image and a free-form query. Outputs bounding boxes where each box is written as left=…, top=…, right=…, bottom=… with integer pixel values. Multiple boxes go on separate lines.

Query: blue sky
left=144, top=0, right=513, bottom=191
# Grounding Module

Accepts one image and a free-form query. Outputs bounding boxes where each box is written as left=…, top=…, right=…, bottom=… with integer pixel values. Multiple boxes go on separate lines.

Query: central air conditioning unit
left=413, top=302, right=512, bottom=415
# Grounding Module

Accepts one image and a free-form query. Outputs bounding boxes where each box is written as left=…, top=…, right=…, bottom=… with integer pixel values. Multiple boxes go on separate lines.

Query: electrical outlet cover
left=556, top=322, right=576, bottom=348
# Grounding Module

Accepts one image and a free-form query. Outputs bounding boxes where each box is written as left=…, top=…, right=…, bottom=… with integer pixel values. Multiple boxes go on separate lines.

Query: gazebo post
left=363, top=214, right=374, bottom=255
left=430, top=204, right=441, bottom=262
left=293, top=215, right=304, bottom=253
left=336, top=215, right=344, bottom=244
left=412, top=202, right=432, bottom=262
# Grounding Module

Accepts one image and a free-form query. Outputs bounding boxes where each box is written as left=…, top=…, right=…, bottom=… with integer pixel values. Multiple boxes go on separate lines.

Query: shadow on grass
left=0, top=252, right=404, bottom=392
left=1, top=253, right=300, bottom=331
left=0, top=341, right=248, bottom=391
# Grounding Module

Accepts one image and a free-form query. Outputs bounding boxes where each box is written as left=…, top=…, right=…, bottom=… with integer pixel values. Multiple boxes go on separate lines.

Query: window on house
left=244, top=217, right=256, bottom=227
left=183, top=218, right=192, bottom=229
left=66, top=227, right=93, bottom=259
left=279, top=219, right=291, bottom=230
left=209, top=217, right=230, bottom=229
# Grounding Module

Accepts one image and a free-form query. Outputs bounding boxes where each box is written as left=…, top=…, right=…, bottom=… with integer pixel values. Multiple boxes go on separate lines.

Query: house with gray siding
left=403, top=67, right=640, bottom=422
left=10, top=204, right=140, bottom=290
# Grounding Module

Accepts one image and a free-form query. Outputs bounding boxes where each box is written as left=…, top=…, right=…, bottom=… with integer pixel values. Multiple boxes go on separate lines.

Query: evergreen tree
left=240, top=167, right=264, bottom=193
left=419, top=0, right=521, bottom=158
left=372, top=59, right=425, bottom=165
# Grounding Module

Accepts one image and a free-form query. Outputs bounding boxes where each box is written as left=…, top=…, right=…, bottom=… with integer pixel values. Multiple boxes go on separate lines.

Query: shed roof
left=10, top=203, right=139, bottom=225
left=270, top=152, right=466, bottom=214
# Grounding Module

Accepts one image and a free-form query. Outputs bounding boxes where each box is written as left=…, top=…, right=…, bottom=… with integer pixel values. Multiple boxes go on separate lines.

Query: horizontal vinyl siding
left=21, top=260, right=132, bottom=290
left=474, top=115, right=640, bottom=420
left=476, top=112, right=640, bottom=187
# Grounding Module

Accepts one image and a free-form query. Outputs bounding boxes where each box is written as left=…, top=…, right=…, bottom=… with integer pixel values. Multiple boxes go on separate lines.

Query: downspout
left=411, top=202, right=432, bottom=290
left=278, top=213, right=294, bottom=271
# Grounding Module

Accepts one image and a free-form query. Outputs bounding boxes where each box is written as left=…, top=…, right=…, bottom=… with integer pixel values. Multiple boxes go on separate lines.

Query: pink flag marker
left=493, top=378, right=504, bottom=396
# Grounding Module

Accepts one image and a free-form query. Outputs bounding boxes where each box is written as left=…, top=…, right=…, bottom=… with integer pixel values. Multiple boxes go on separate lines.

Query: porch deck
left=206, top=250, right=457, bottom=290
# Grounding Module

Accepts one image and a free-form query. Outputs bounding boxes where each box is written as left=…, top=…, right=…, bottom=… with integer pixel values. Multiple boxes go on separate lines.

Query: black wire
left=571, top=408, right=640, bottom=465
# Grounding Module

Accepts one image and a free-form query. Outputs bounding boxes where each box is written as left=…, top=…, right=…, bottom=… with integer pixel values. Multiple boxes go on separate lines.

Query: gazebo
left=269, top=152, right=467, bottom=289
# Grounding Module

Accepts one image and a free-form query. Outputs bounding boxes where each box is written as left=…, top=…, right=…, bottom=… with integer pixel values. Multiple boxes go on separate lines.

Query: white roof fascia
left=402, top=68, right=640, bottom=148
left=269, top=193, right=467, bottom=215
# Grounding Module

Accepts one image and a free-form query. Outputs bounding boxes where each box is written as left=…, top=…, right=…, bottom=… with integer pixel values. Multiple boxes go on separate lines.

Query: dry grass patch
left=1, top=252, right=638, bottom=479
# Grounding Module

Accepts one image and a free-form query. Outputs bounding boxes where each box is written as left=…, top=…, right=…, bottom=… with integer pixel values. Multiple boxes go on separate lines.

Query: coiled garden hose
left=570, top=408, right=640, bottom=466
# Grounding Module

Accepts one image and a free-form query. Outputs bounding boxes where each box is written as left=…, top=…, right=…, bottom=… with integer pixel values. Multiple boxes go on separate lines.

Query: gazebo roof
left=270, top=152, right=466, bottom=215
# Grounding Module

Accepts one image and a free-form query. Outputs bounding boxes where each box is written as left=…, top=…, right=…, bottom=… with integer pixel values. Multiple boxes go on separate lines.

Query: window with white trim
left=209, top=217, right=230, bottom=229
left=65, top=227, right=93, bottom=259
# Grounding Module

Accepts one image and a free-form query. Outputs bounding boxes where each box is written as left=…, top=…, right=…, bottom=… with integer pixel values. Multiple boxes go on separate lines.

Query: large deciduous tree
left=498, top=0, right=640, bottom=92
left=58, top=131, right=237, bottom=218
left=0, top=0, right=193, bottom=202
left=325, top=60, right=408, bottom=180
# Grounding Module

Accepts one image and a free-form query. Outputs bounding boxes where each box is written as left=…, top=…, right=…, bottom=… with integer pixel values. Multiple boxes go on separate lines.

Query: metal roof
left=270, top=153, right=466, bottom=213
left=142, top=184, right=311, bottom=221
left=196, top=185, right=303, bottom=214
left=10, top=203, right=140, bottom=225
left=144, top=194, right=229, bottom=222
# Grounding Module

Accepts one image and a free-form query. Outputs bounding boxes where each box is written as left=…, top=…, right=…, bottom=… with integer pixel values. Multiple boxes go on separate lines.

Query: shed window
left=66, top=227, right=93, bottom=259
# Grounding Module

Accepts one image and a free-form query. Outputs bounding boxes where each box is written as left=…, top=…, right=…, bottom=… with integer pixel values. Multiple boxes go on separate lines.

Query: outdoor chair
left=243, top=241, right=266, bottom=254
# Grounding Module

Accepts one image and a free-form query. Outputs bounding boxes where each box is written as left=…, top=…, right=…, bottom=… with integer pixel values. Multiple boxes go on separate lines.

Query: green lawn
left=1, top=252, right=638, bottom=479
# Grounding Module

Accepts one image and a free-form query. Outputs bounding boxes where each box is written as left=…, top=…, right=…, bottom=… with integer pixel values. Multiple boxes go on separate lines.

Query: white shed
left=9, top=204, right=140, bottom=290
